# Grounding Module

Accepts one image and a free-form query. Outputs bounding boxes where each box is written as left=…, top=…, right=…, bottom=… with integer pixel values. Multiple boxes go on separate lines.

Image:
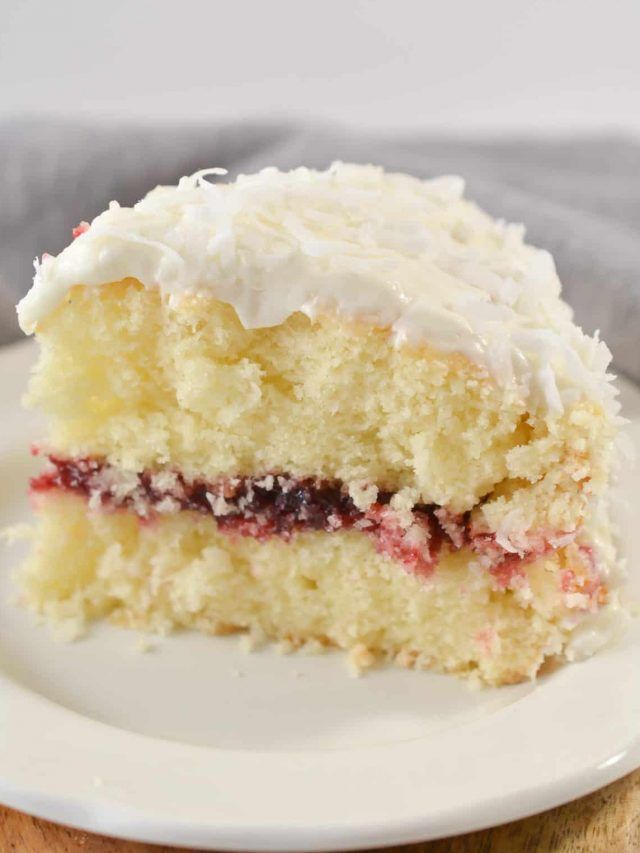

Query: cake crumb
left=240, top=626, right=267, bottom=652
left=53, top=617, right=86, bottom=642
left=346, top=643, right=376, bottom=677
left=232, top=668, right=245, bottom=678
left=206, top=492, right=232, bottom=516
left=0, top=524, right=34, bottom=544
left=135, top=637, right=156, bottom=653
left=276, top=639, right=296, bottom=655
left=389, top=488, right=420, bottom=527
left=395, top=647, right=418, bottom=669
left=466, top=672, right=484, bottom=692
left=347, top=481, right=378, bottom=512
left=92, top=775, right=104, bottom=788
left=299, top=638, right=328, bottom=655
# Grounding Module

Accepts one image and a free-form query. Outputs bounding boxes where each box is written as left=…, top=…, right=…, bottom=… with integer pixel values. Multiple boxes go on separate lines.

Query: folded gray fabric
left=1, top=118, right=638, bottom=383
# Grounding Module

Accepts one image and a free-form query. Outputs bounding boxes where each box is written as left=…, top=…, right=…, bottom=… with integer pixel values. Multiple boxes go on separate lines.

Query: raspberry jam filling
left=32, top=457, right=446, bottom=575
left=31, top=455, right=578, bottom=585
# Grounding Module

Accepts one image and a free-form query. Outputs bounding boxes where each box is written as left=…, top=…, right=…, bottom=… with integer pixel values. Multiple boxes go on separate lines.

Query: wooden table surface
left=1, top=770, right=638, bottom=853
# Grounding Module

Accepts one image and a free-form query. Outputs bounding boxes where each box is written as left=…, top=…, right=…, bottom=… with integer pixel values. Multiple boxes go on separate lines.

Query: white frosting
left=564, top=600, right=631, bottom=660
left=17, top=162, right=618, bottom=414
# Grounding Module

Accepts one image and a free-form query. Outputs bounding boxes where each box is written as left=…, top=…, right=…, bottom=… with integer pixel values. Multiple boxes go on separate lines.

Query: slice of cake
left=16, top=163, right=625, bottom=685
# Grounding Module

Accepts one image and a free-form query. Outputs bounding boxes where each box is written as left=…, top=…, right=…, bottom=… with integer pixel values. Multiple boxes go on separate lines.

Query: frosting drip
left=17, top=163, right=617, bottom=415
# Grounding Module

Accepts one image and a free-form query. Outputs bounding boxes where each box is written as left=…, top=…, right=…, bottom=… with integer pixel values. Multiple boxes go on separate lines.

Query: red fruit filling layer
left=31, top=455, right=583, bottom=587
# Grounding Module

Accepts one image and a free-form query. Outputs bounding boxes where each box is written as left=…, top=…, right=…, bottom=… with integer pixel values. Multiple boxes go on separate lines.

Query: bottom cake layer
left=20, top=492, right=616, bottom=686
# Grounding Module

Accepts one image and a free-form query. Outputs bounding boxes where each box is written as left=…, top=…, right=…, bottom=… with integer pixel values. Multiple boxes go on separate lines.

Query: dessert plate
left=1, top=338, right=639, bottom=851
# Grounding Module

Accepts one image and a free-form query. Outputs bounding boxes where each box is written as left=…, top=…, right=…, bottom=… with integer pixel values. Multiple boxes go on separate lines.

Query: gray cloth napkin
left=1, top=118, right=638, bottom=382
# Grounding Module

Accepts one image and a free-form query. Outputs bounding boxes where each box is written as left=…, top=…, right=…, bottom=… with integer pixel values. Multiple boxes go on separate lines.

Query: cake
left=15, top=163, right=625, bottom=685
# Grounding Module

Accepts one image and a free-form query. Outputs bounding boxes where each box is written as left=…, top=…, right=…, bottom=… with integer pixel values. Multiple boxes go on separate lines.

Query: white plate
left=0, top=338, right=638, bottom=850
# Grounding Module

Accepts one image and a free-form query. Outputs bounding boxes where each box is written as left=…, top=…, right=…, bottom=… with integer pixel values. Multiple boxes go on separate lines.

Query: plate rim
left=0, top=675, right=638, bottom=852
left=0, top=667, right=639, bottom=852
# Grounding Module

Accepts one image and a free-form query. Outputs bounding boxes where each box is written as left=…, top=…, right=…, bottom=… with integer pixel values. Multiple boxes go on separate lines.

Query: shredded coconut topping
left=17, top=163, right=618, bottom=414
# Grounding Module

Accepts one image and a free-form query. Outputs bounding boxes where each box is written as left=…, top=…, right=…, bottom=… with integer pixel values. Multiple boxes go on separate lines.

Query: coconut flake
left=16, top=163, right=618, bottom=415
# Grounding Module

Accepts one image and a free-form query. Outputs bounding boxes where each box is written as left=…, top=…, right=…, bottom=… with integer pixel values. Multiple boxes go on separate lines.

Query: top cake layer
left=18, top=162, right=616, bottom=415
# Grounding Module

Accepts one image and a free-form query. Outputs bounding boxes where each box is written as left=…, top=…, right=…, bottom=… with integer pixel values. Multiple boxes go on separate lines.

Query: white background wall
left=1, top=0, right=639, bottom=133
